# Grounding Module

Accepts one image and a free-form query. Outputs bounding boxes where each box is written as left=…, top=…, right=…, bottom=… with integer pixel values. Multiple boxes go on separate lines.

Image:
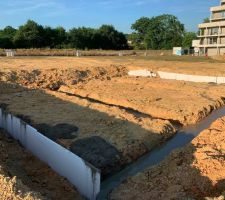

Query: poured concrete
left=158, top=71, right=225, bottom=84
left=128, top=70, right=156, bottom=77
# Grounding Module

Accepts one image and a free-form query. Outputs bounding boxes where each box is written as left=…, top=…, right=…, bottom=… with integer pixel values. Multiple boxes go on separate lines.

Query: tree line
left=0, top=20, right=128, bottom=50
left=0, top=15, right=197, bottom=50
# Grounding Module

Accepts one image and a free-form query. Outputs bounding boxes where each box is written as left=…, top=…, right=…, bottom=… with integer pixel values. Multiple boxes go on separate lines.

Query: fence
left=0, top=108, right=101, bottom=200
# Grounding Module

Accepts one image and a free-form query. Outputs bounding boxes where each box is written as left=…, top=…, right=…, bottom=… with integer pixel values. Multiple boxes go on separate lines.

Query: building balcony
left=198, top=34, right=218, bottom=37
left=199, top=21, right=225, bottom=28
left=211, top=16, right=225, bottom=21
left=198, top=33, right=225, bottom=37
left=210, top=5, right=225, bottom=12
left=198, top=43, right=225, bottom=48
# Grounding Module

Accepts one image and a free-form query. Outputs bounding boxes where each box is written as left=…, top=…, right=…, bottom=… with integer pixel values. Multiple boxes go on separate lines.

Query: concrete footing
left=158, top=71, right=225, bottom=84
left=0, top=108, right=101, bottom=200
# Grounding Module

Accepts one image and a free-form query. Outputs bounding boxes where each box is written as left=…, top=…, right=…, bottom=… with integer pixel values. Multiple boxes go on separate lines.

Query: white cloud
left=0, top=0, right=73, bottom=16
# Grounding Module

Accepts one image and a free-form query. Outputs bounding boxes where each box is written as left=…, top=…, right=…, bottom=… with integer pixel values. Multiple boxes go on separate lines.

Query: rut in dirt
left=97, top=106, right=225, bottom=200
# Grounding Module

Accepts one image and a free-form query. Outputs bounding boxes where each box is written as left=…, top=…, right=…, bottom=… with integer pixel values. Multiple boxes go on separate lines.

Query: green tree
left=42, top=26, right=55, bottom=48
left=13, top=20, right=44, bottom=48
left=42, top=26, right=67, bottom=48
left=1, top=26, right=17, bottom=37
left=130, top=17, right=152, bottom=49
left=0, top=20, right=128, bottom=49
left=97, top=25, right=128, bottom=49
left=146, top=15, right=184, bottom=49
left=0, top=26, right=17, bottom=48
left=68, top=25, right=128, bottom=50
left=131, top=14, right=185, bottom=50
left=54, top=27, right=67, bottom=48
left=182, top=32, right=197, bottom=48
left=128, top=33, right=147, bottom=49
left=203, top=18, right=210, bottom=23
left=68, top=27, right=96, bottom=49
left=131, top=17, right=151, bottom=37
left=115, top=31, right=128, bottom=49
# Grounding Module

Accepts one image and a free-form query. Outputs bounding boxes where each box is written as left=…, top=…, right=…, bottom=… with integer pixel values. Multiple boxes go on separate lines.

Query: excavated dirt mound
left=1, top=57, right=225, bottom=197
left=0, top=65, right=127, bottom=90
left=0, top=82, right=177, bottom=178
left=64, top=77, right=225, bottom=125
left=110, top=117, right=225, bottom=200
left=0, top=129, right=82, bottom=200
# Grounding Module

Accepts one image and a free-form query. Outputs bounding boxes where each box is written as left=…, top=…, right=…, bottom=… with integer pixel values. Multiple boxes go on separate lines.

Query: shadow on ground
left=0, top=81, right=224, bottom=199
left=0, top=81, right=166, bottom=190
left=110, top=140, right=225, bottom=200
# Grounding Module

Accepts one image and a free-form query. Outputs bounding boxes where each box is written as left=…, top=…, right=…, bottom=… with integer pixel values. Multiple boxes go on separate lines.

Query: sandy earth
left=1, top=57, right=225, bottom=126
left=0, top=56, right=225, bottom=199
left=1, top=56, right=225, bottom=76
left=0, top=63, right=127, bottom=90
left=110, top=116, right=225, bottom=200
left=127, top=58, right=225, bottom=76
left=0, top=82, right=177, bottom=178
left=63, top=77, right=225, bottom=125
left=0, top=129, right=82, bottom=200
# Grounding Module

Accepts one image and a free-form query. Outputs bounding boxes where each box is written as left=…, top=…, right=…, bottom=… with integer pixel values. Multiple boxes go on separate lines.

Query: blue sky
left=0, top=0, right=220, bottom=33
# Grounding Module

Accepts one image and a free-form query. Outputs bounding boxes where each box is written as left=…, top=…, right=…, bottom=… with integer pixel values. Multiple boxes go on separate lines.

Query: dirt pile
left=1, top=57, right=225, bottom=196
left=0, top=129, right=82, bottom=200
left=110, top=116, right=225, bottom=200
left=0, top=65, right=127, bottom=90
left=62, top=77, right=225, bottom=125
left=0, top=169, right=43, bottom=200
left=0, top=174, right=45, bottom=200
left=0, top=82, right=178, bottom=177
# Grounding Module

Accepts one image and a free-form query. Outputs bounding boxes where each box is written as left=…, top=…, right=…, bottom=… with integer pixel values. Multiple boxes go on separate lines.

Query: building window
left=199, top=29, right=205, bottom=36
left=200, top=39, right=204, bottom=45
left=221, top=27, right=225, bottom=34
left=222, top=11, right=225, bottom=18
left=210, top=28, right=219, bottom=35
left=209, top=38, right=217, bottom=44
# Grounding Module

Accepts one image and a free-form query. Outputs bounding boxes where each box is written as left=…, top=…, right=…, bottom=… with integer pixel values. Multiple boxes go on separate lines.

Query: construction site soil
left=0, top=56, right=225, bottom=199
left=1, top=56, right=225, bottom=75
left=61, top=78, right=225, bottom=125
left=110, top=116, right=225, bottom=200
left=0, top=82, right=177, bottom=178
left=0, top=129, right=82, bottom=200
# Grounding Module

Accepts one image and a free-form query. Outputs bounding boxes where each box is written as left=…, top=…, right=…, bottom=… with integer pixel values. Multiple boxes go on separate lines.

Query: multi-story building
left=196, top=0, right=225, bottom=56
